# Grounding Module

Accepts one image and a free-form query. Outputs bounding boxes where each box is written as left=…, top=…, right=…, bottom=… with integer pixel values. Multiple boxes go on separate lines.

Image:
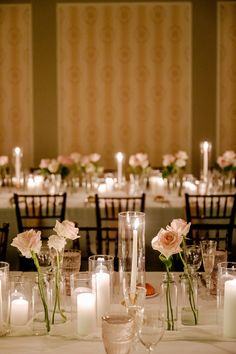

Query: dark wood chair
left=14, top=193, right=67, bottom=270
left=0, top=223, right=9, bottom=261
left=185, top=193, right=236, bottom=259
left=95, top=193, right=145, bottom=269
left=72, top=226, right=99, bottom=271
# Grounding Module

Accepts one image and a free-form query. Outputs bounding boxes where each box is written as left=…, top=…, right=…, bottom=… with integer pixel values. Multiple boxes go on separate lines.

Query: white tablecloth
left=0, top=272, right=235, bottom=354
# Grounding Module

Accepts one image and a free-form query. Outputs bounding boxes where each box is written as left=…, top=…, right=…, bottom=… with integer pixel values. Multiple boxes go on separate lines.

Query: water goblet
left=185, top=245, right=202, bottom=274
left=137, top=306, right=164, bottom=354
left=102, top=312, right=135, bottom=354
left=200, top=240, right=217, bottom=294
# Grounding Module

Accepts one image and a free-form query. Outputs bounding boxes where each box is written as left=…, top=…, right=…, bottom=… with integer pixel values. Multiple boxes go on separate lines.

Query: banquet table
left=0, top=188, right=186, bottom=270
left=0, top=272, right=235, bottom=354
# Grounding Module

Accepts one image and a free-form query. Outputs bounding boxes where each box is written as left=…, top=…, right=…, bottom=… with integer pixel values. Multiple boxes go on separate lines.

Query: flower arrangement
left=0, top=155, right=9, bottom=178
left=11, top=220, right=79, bottom=331
left=162, top=150, right=188, bottom=179
left=151, top=218, right=198, bottom=329
left=215, top=150, right=236, bottom=175
left=79, top=153, right=104, bottom=176
left=48, top=220, right=79, bottom=324
left=128, top=153, right=150, bottom=175
left=39, top=156, right=75, bottom=179
left=11, top=229, right=50, bottom=332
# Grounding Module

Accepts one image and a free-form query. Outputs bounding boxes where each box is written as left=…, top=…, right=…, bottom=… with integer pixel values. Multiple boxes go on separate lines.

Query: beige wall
left=0, top=0, right=235, bottom=176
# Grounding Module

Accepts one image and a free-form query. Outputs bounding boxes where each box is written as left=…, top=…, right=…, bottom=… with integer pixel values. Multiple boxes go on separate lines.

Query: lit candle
left=13, top=147, right=22, bottom=187
left=10, top=297, right=29, bottom=326
left=95, top=269, right=110, bottom=326
left=201, top=141, right=210, bottom=181
left=76, top=291, right=96, bottom=336
left=130, top=219, right=139, bottom=297
left=116, top=152, right=124, bottom=187
left=223, top=279, right=236, bottom=338
left=27, top=175, right=35, bottom=190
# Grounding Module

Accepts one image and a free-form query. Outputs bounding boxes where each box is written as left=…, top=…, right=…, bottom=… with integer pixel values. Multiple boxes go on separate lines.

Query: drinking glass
left=200, top=240, right=217, bottom=293
left=102, top=312, right=135, bottom=354
left=185, top=245, right=202, bottom=274
left=137, top=306, right=164, bottom=353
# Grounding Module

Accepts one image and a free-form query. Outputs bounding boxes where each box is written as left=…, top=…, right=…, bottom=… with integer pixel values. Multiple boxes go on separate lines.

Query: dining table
left=0, top=187, right=186, bottom=271
left=0, top=272, right=235, bottom=354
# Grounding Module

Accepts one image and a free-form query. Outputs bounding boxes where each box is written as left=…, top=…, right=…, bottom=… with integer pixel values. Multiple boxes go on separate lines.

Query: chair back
left=185, top=193, right=236, bottom=256
left=14, top=193, right=67, bottom=239
left=95, top=193, right=145, bottom=265
left=0, top=223, right=9, bottom=261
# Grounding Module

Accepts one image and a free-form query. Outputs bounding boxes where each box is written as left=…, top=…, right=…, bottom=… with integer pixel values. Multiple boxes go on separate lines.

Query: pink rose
left=151, top=228, right=183, bottom=259
left=39, top=159, right=51, bottom=169
left=70, top=152, right=81, bottom=164
left=175, top=158, right=186, bottom=168
left=57, top=155, right=74, bottom=166
left=89, top=153, right=101, bottom=163
left=217, top=156, right=231, bottom=169
left=167, top=218, right=191, bottom=237
left=0, top=156, right=8, bottom=166
left=48, top=234, right=66, bottom=252
left=53, top=220, right=79, bottom=240
left=163, top=154, right=175, bottom=167
left=11, top=230, right=42, bottom=258
left=175, top=150, right=188, bottom=161
left=48, top=159, right=60, bottom=173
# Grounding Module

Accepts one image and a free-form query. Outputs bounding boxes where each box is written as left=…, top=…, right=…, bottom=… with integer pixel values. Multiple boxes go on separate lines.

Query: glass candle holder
left=10, top=277, right=31, bottom=329
left=70, top=272, right=96, bottom=337
left=0, top=262, right=10, bottom=336
left=62, top=250, right=81, bottom=296
left=89, top=255, right=114, bottom=326
left=217, top=262, right=236, bottom=338
left=200, top=141, right=212, bottom=182
left=118, top=211, right=145, bottom=297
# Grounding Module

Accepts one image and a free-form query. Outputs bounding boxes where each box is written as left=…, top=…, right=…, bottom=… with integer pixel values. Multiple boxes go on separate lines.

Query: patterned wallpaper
left=0, top=5, right=33, bottom=168
left=217, top=2, right=236, bottom=154
left=57, top=3, right=192, bottom=168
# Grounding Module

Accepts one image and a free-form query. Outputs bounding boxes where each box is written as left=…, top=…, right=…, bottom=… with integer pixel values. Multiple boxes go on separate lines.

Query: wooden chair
left=0, top=223, right=9, bottom=261
left=185, top=193, right=236, bottom=259
left=14, top=193, right=67, bottom=270
left=72, top=226, right=99, bottom=271
left=95, top=193, right=145, bottom=269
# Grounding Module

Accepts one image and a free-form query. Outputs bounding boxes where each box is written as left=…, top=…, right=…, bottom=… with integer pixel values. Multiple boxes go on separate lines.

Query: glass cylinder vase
left=160, top=272, right=178, bottom=331
left=180, top=273, right=198, bottom=325
left=0, top=262, right=10, bottom=336
left=118, top=211, right=145, bottom=297
left=32, top=274, right=50, bottom=335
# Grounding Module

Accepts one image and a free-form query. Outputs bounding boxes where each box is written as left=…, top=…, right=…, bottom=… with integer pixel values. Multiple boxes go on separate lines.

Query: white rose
left=53, top=220, right=79, bottom=240
left=89, top=153, right=101, bottom=163
left=0, top=156, right=8, bottom=166
left=48, top=234, right=66, bottom=252
left=175, top=158, right=186, bottom=168
left=175, top=150, right=188, bottom=161
left=163, top=154, right=175, bottom=167
left=48, top=159, right=60, bottom=173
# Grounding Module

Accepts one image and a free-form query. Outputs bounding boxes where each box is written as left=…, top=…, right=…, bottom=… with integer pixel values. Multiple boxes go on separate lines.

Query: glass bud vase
left=32, top=274, right=50, bottom=335
left=180, top=273, right=198, bottom=325
left=160, top=273, right=178, bottom=331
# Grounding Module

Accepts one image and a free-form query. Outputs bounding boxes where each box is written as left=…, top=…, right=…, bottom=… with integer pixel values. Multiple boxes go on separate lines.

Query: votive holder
left=88, top=255, right=114, bottom=326
left=70, top=272, right=96, bottom=337
left=0, top=262, right=10, bottom=336
left=217, top=262, right=236, bottom=338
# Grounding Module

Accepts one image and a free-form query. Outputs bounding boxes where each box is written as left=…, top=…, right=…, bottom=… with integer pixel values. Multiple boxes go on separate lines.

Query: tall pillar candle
left=13, top=147, right=22, bottom=187
left=10, top=297, right=29, bottom=326
left=200, top=141, right=211, bottom=181
left=223, top=279, right=236, bottom=338
left=116, top=152, right=124, bottom=188
left=95, top=271, right=110, bottom=325
left=130, top=227, right=138, bottom=297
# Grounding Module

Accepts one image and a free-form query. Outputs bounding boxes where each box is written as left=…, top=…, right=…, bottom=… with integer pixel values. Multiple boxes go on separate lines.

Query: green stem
left=31, top=251, right=50, bottom=333
left=51, top=251, right=66, bottom=324
left=165, top=266, right=175, bottom=330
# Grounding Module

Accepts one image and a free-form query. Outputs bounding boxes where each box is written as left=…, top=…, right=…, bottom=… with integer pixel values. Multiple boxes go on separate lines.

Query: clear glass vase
left=180, top=273, right=198, bottom=325
left=32, top=274, right=50, bottom=335
left=160, top=272, right=178, bottom=331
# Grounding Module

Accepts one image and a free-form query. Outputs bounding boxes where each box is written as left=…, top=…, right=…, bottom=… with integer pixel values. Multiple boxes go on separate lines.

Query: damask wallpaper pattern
left=57, top=3, right=192, bottom=168
left=217, top=2, right=236, bottom=153
left=0, top=5, right=33, bottom=168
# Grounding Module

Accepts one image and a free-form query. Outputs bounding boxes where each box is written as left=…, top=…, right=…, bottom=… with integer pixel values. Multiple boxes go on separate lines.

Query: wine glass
left=200, top=240, right=217, bottom=293
left=185, top=245, right=202, bottom=274
left=137, top=306, right=164, bottom=353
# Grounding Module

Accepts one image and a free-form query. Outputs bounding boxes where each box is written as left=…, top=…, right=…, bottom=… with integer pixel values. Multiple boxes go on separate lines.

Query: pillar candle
left=13, top=147, right=22, bottom=186
left=10, top=297, right=29, bottom=326
left=130, top=229, right=138, bottom=297
left=0, top=280, right=3, bottom=330
left=116, top=152, right=124, bottom=187
left=223, top=279, right=236, bottom=338
left=76, top=292, right=96, bottom=336
left=96, top=271, right=110, bottom=326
